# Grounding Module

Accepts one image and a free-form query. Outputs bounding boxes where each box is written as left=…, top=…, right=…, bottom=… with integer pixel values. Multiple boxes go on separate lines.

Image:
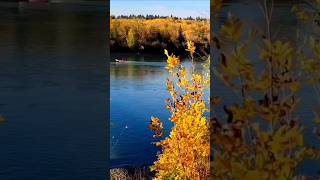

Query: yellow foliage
left=149, top=42, right=210, bottom=179
left=212, top=3, right=320, bottom=179
left=186, top=41, right=196, bottom=56
left=164, top=49, right=180, bottom=69
left=110, top=18, right=210, bottom=52
left=149, top=117, right=163, bottom=138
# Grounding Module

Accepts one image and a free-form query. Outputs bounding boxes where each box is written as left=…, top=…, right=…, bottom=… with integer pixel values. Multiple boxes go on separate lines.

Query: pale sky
left=110, top=0, right=210, bottom=19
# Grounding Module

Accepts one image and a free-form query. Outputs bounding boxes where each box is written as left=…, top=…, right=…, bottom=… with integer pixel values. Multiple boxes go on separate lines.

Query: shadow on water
left=0, top=2, right=107, bottom=179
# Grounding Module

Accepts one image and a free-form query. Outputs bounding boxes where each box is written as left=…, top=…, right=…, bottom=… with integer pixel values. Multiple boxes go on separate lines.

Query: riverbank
left=110, top=52, right=209, bottom=63
left=110, top=166, right=153, bottom=180
left=110, top=18, right=210, bottom=56
left=110, top=46, right=209, bottom=57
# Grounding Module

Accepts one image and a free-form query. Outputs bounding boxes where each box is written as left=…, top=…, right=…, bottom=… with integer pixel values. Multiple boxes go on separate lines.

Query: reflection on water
left=0, top=2, right=107, bottom=179
left=111, top=62, right=166, bottom=80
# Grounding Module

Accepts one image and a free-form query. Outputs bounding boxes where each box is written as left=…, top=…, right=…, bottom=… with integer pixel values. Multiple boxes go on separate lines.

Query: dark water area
left=0, top=2, right=107, bottom=179
left=214, top=1, right=320, bottom=176
left=110, top=59, right=170, bottom=168
left=110, top=56, right=177, bottom=168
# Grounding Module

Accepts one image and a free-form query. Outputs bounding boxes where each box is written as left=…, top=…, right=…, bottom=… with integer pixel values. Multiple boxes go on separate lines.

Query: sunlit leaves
left=164, top=49, right=180, bottom=69
left=149, top=117, right=163, bottom=138
left=126, top=29, right=138, bottom=49
left=186, top=40, right=196, bottom=56
left=110, top=18, right=210, bottom=52
left=150, top=42, right=210, bottom=179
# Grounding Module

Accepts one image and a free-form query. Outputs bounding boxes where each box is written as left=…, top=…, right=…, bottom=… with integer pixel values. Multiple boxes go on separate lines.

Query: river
left=0, top=2, right=107, bottom=179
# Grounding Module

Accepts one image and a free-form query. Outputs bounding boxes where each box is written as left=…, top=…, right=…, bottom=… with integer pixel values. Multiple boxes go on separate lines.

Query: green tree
left=126, top=29, right=138, bottom=50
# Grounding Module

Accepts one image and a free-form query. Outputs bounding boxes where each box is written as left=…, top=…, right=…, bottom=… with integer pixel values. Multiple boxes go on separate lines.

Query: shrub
left=149, top=41, right=210, bottom=179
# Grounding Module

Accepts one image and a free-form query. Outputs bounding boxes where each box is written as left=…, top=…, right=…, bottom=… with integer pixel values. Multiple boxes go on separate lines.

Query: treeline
left=110, top=18, right=210, bottom=54
left=110, top=14, right=208, bottom=21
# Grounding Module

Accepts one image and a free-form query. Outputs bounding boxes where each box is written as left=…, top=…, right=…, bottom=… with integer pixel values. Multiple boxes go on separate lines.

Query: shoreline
left=110, top=166, right=153, bottom=180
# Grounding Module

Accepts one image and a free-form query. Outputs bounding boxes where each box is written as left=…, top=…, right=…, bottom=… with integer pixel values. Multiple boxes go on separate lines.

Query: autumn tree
left=149, top=42, right=210, bottom=179
left=126, top=29, right=138, bottom=50
left=110, top=18, right=210, bottom=53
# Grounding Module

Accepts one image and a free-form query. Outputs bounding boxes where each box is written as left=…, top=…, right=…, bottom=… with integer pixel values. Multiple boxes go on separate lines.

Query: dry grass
left=110, top=167, right=152, bottom=180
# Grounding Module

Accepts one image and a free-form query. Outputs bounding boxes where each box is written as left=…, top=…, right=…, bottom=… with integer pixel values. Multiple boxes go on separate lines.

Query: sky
left=110, top=0, right=210, bottom=19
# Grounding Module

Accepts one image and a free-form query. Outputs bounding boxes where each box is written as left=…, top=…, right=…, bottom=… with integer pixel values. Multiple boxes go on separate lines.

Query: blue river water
left=0, top=2, right=107, bottom=179
left=110, top=59, right=170, bottom=168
